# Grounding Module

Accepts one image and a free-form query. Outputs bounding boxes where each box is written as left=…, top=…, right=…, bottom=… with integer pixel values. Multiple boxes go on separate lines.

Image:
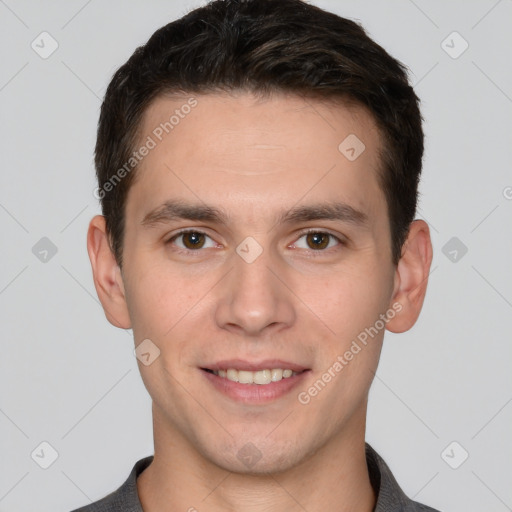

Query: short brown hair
left=95, top=0, right=424, bottom=267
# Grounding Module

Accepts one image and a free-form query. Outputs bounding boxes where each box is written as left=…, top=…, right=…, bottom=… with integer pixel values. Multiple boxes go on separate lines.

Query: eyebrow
left=141, top=199, right=369, bottom=229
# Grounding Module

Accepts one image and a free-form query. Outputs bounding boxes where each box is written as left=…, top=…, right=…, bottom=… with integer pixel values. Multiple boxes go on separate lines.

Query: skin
left=87, top=91, right=432, bottom=512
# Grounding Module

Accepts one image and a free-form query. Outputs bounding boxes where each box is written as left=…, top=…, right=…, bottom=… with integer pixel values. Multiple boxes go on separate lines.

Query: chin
left=200, top=436, right=310, bottom=476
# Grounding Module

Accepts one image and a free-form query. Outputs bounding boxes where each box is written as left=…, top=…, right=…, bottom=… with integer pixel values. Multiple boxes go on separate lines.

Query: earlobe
left=386, top=220, right=433, bottom=334
left=87, top=215, right=132, bottom=329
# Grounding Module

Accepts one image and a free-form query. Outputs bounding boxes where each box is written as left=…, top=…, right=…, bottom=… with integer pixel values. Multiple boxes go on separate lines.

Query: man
left=76, top=0, right=439, bottom=510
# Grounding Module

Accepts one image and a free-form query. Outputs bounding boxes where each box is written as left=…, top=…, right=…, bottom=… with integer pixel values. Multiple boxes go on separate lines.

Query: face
left=89, top=91, right=429, bottom=475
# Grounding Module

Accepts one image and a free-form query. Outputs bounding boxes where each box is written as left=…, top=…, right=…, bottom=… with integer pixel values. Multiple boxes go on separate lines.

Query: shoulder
left=365, top=443, right=443, bottom=512
left=69, top=455, right=154, bottom=512
left=407, top=503, right=442, bottom=512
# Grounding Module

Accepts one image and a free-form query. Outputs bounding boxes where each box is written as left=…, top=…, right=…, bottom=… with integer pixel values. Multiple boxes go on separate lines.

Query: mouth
left=201, top=367, right=304, bottom=385
left=200, top=360, right=311, bottom=403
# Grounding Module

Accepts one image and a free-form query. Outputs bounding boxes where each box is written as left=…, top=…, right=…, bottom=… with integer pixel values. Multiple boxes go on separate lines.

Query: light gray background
left=1, top=0, right=511, bottom=511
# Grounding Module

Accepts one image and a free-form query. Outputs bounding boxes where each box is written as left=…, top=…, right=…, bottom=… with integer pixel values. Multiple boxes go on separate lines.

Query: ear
left=386, top=219, right=433, bottom=333
left=87, top=215, right=131, bottom=329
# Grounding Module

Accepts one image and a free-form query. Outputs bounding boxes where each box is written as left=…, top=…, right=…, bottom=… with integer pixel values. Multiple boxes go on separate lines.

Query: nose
left=214, top=241, right=296, bottom=337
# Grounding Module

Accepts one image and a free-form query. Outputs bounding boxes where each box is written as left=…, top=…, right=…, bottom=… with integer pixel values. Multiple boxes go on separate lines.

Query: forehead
left=127, top=91, right=386, bottom=225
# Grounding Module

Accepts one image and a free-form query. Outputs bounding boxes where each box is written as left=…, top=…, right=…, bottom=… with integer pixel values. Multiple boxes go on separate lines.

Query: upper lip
left=202, top=359, right=309, bottom=372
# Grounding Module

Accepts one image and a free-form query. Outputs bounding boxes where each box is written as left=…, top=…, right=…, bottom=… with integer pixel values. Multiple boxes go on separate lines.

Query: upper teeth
left=214, top=368, right=297, bottom=384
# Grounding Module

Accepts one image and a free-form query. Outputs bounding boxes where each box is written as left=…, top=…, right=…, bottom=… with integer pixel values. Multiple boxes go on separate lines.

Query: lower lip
left=201, top=369, right=310, bottom=404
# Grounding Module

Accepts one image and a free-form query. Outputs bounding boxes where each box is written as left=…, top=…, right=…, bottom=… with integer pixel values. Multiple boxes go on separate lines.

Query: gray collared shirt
left=70, top=443, right=441, bottom=511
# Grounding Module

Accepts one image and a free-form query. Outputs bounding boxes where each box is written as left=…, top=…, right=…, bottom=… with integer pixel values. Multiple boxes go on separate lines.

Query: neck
left=137, top=405, right=376, bottom=512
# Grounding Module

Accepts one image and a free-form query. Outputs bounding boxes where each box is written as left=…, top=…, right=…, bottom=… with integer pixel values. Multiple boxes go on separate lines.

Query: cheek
left=124, top=260, right=198, bottom=340
left=296, top=263, right=392, bottom=342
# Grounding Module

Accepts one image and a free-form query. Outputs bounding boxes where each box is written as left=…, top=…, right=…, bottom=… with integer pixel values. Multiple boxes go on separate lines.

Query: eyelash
left=165, top=228, right=345, bottom=257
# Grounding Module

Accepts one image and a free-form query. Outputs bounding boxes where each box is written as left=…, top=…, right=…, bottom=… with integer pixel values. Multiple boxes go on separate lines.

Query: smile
left=204, top=368, right=300, bottom=385
left=201, top=364, right=310, bottom=403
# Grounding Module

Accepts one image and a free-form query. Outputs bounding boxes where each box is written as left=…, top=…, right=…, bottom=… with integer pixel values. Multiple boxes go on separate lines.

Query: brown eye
left=181, top=231, right=206, bottom=249
left=306, top=232, right=331, bottom=250
left=291, top=231, right=342, bottom=253
left=167, top=230, right=216, bottom=251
